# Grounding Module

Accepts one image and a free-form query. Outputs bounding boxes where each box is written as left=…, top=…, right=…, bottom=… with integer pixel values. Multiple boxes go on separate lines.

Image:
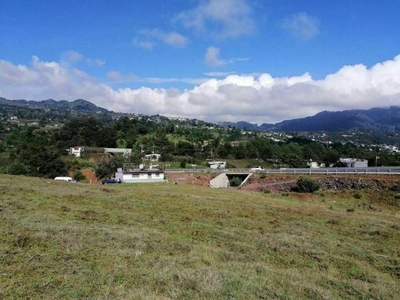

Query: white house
left=70, top=146, right=85, bottom=157
left=115, top=166, right=166, bottom=183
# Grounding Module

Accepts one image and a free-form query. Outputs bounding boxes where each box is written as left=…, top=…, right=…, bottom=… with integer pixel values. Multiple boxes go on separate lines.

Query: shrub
left=8, top=162, right=27, bottom=175
left=226, top=162, right=236, bottom=168
left=295, top=176, right=320, bottom=193
left=354, top=193, right=362, bottom=199
left=229, top=176, right=242, bottom=187
left=73, top=170, right=87, bottom=182
left=180, top=160, right=187, bottom=168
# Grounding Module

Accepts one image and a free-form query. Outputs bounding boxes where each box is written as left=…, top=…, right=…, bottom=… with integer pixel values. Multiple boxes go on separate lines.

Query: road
left=165, top=167, right=400, bottom=175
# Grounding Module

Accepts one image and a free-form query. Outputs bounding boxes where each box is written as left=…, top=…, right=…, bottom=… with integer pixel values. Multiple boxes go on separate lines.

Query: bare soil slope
left=166, top=172, right=400, bottom=193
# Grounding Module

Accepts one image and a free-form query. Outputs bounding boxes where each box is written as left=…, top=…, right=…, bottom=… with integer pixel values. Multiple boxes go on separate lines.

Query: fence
left=165, top=167, right=400, bottom=175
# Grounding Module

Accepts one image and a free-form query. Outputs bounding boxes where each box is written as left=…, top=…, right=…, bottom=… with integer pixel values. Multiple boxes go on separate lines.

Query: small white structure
left=144, top=153, right=161, bottom=161
left=340, top=158, right=368, bottom=168
left=307, top=161, right=319, bottom=168
left=70, top=146, right=85, bottom=157
left=104, top=148, right=132, bottom=157
left=210, top=173, right=230, bottom=188
left=208, top=161, right=226, bottom=169
left=210, top=172, right=253, bottom=188
left=115, top=165, right=166, bottom=183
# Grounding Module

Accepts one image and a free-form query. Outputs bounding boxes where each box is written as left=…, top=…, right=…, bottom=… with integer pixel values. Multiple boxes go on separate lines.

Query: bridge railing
left=165, top=167, right=400, bottom=175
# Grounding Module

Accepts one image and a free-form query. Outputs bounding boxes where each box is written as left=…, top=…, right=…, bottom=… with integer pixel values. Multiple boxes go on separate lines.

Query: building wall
left=210, top=173, right=229, bottom=188
left=122, top=172, right=165, bottom=183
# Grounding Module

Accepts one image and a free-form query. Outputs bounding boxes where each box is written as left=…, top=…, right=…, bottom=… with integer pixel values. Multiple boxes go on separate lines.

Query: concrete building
left=70, top=146, right=85, bottom=157
left=339, top=158, right=368, bottom=168
left=115, top=165, right=166, bottom=183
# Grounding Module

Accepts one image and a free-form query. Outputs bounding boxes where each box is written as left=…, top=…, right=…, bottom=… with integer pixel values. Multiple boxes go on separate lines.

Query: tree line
left=1, top=116, right=399, bottom=179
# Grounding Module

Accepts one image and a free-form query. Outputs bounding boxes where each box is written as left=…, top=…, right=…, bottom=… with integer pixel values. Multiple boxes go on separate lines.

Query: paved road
left=166, top=167, right=400, bottom=175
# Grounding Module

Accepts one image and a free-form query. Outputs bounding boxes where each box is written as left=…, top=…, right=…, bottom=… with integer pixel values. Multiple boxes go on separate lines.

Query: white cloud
left=144, top=77, right=207, bottom=85
left=61, top=50, right=105, bottom=67
left=106, top=71, right=138, bottom=83
left=87, top=58, right=105, bottom=67
left=134, top=29, right=189, bottom=49
left=204, top=46, right=226, bottom=66
left=132, top=38, right=154, bottom=50
left=282, top=12, right=320, bottom=41
left=176, top=0, right=255, bottom=40
left=204, top=46, right=249, bottom=67
left=204, top=71, right=236, bottom=77
left=62, top=50, right=83, bottom=63
left=106, top=70, right=206, bottom=86
left=2, top=55, right=400, bottom=124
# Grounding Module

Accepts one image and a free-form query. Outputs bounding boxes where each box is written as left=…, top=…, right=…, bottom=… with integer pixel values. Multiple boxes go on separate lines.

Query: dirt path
left=81, top=169, right=101, bottom=184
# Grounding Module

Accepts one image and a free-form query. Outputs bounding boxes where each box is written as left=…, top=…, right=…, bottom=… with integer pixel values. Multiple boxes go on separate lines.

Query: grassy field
left=1, top=174, right=399, bottom=299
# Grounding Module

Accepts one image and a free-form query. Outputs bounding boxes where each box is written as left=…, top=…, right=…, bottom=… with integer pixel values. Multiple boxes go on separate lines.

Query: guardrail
left=165, top=167, right=400, bottom=175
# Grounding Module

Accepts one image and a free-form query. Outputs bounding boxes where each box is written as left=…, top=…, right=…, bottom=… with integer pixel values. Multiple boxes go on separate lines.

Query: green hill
left=1, top=174, right=399, bottom=299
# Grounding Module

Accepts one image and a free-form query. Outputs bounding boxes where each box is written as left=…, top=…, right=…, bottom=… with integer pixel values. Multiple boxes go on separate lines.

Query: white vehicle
left=250, top=166, right=264, bottom=172
left=54, top=176, right=76, bottom=183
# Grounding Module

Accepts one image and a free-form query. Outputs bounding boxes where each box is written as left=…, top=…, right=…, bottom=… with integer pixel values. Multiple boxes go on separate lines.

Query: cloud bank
left=1, top=55, right=400, bottom=124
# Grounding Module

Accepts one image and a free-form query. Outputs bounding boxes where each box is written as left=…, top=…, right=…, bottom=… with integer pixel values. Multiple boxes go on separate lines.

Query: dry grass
left=0, top=174, right=399, bottom=299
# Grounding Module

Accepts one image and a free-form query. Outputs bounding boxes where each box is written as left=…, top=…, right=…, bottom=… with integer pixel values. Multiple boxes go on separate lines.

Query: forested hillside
left=1, top=98, right=400, bottom=181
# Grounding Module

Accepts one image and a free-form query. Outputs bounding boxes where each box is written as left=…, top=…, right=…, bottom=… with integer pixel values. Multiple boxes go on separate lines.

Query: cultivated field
left=1, top=174, right=399, bottom=299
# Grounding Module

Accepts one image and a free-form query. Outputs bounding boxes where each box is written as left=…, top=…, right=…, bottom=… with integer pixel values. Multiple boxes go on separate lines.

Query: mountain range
left=1, top=97, right=400, bottom=132
left=0, top=97, right=108, bottom=113
left=221, top=107, right=400, bottom=132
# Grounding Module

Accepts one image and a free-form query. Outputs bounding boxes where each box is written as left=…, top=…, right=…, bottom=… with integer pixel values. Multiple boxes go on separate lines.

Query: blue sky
left=1, top=0, right=400, bottom=123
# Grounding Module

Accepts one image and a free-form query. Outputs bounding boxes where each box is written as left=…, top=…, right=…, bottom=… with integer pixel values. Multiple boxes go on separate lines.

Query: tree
left=295, top=176, right=320, bottom=193
left=94, top=155, right=123, bottom=181
left=323, top=149, right=340, bottom=167
left=8, top=162, right=27, bottom=175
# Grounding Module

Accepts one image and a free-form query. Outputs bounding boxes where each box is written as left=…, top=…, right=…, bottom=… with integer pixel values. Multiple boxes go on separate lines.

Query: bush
left=229, top=176, right=242, bottom=187
left=73, top=170, right=87, bottom=182
left=8, top=162, right=27, bottom=175
left=295, top=176, right=320, bottom=193
left=225, top=162, right=236, bottom=168
left=354, top=193, right=362, bottom=199
left=180, top=160, right=187, bottom=168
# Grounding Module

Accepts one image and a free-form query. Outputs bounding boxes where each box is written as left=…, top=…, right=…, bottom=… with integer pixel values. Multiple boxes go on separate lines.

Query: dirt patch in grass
left=166, top=172, right=215, bottom=186
left=80, top=169, right=101, bottom=184
left=167, top=172, right=400, bottom=192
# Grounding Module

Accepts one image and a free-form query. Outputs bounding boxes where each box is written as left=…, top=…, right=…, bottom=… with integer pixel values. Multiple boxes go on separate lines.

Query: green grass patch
left=0, top=174, right=399, bottom=299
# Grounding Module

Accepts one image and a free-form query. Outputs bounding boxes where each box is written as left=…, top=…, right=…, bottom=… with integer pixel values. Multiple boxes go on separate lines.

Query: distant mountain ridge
left=221, top=107, right=400, bottom=132
left=2, top=97, right=400, bottom=132
left=0, top=97, right=109, bottom=113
